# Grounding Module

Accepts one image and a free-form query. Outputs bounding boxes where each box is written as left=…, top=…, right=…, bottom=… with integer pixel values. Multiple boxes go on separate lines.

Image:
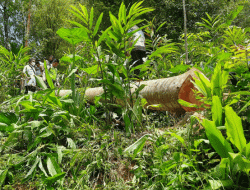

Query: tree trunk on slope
left=58, top=68, right=209, bottom=114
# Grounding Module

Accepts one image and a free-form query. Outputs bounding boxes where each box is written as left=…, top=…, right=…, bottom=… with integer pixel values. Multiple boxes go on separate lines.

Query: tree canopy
left=0, top=0, right=249, bottom=58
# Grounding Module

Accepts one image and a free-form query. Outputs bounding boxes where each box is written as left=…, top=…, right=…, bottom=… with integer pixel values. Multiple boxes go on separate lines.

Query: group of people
left=22, top=55, right=59, bottom=94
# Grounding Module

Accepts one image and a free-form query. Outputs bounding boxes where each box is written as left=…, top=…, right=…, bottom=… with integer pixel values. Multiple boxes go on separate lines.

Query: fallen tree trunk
left=58, top=68, right=209, bottom=114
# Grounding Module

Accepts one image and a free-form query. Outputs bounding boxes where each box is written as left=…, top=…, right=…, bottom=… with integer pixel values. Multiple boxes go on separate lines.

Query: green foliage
left=30, top=0, right=76, bottom=57
left=0, top=45, right=30, bottom=98
left=202, top=99, right=250, bottom=188
left=202, top=118, right=233, bottom=158
left=225, top=105, right=246, bottom=153
left=2, top=1, right=250, bottom=189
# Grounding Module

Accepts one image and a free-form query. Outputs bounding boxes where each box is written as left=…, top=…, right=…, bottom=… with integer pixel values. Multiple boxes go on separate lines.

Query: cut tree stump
left=58, top=68, right=209, bottom=114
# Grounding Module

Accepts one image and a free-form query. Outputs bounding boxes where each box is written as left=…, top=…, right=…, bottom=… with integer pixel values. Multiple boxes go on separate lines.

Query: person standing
left=50, top=59, right=60, bottom=87
left=47, top=55, right=54, bottom=70
left=23, top=58, right=37, bottom=94
left=127, top=25, right=146, bottom=78
left=35, top=59, right=43, bottom=77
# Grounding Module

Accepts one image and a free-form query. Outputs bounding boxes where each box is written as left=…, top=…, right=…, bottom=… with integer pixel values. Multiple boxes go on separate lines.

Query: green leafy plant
left=202, top=100, right=250, bottom=189
left=0, top=45, right=30, bottom=97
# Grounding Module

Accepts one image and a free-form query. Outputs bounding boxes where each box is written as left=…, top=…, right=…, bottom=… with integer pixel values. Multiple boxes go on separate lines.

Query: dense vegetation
left=1, top=0, right=250, bottom=189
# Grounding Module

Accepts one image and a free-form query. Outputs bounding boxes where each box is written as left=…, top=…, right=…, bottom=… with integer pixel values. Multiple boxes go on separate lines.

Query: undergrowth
left=1, top=1, right=250, bottom=190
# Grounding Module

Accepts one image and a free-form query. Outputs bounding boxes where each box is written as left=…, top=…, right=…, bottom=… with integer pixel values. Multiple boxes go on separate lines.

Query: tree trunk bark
left=183, top=0, right=188, bottom=64
left=58, top=68, right=209, bottom=114
left=3, top=1, right=9, bottom=50
left=25, top=0, right=31, bottom=47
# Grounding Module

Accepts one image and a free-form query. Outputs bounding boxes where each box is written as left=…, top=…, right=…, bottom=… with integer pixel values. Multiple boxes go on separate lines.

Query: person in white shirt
left=35, top=59, right=43, bottom=76
left=23, top=58, right=37, bottom=94
left=47, top=55, right=54, bottom=70
left=127, top=25, right=146, bottom=78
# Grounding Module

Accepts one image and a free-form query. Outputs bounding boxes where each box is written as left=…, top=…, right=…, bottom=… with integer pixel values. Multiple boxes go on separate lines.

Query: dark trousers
left=130, top=50, right=146, bottom=77
left=25, top=86, right=36, bottom=94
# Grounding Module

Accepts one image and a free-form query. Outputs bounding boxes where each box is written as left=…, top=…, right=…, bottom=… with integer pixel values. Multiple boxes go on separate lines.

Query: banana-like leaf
left=225, top=105, right=246, bottom=153
left=60, top=54, right=83, bottom=63
left=43, top=60, right=54, bottom=92
left=194, top=71, right=211, bottom=97
left=202, top=119, right=233, bottom=158
left=245, top=142, right=250, bottom=158
left=208, top=179, right=233, bottom=190
left=0, top=112, right=18, bottom=126
left=212, top=96, right=222, bottom=127
left=0, top=169, right=8, bottom=187
left=229, top=152, right=250, bottom=173
left=211, top=63, right=228, bottom=99
left=35, top=75, right=47, bottom=90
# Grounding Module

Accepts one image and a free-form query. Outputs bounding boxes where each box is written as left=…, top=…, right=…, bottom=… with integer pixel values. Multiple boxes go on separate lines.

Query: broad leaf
left=0, top=169, right=8, bottom=187
left=82, top=65, right=99, bottom=75
left=212, top=96, right=222, bottom=126
left=178, top=99, right=198, bottom=108
left=0, top=112, right=18, bottom=126
left=193, top=71, right=211, bottom=98
left=60, top=54, right=83, bottom=63
left=57, top=28, right=89, bottom=45
left=35, top=75, right=47, bottom=90
left=225, top=106, right=246, bottom=153
left=202, top=119, right=233, bottom=158
left=43, top=60, right=55, bottom=93
left=246, top=142, right=250, bottom=158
